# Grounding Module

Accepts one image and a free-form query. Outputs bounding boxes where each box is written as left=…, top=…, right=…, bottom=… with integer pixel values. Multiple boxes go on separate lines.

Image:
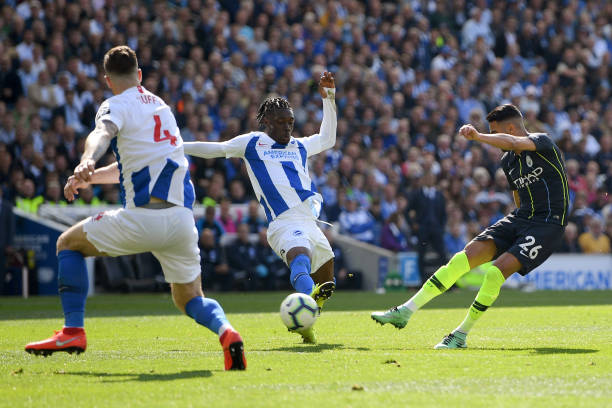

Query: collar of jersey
left=258, top=132, right=294, bottom=149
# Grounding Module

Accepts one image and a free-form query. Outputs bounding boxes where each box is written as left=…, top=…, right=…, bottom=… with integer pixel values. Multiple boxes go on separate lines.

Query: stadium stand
left=1, top=0, right=611, bottom=291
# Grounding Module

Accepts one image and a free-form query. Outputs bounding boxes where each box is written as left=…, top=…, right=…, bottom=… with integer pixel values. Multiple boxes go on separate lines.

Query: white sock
left=400, top=299, right=418, bottom=313
left=217, top=324, right=233, bottom=337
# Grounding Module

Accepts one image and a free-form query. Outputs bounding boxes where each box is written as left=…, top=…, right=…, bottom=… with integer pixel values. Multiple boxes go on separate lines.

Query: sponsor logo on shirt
left=513, top=167, right=543, bottom=188
left=262, top=150, right=299, bottom=160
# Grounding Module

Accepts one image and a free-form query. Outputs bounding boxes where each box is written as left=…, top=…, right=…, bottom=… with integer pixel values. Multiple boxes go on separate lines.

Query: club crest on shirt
left=526, top=154, right=533, bottom=167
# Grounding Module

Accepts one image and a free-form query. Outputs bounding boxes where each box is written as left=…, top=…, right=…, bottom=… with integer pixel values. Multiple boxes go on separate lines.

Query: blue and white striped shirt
left=184, top=93, right=337, bottom=222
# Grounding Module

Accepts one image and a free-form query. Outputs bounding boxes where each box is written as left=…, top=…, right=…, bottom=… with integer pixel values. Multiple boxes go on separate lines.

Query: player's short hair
left=256, top=96, right=292, bottom=127
left=103, top=46, right=138, bottom=77
left=486, top=104, right=523, bottom=123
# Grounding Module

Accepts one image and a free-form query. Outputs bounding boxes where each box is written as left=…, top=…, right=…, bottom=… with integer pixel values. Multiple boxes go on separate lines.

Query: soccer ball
left=280, top=293, right=318, bottom=331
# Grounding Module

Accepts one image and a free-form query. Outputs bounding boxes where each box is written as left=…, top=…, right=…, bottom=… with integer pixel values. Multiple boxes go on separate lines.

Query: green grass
left=1, top=290, right=611, bottom=408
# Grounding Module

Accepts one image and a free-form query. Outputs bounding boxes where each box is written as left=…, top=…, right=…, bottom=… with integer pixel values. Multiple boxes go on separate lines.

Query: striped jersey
left=95, top=86, right=195, bottom=209
left=501, top=133, right=569, bottom=226
left=220, top=131, right=326, bottom=222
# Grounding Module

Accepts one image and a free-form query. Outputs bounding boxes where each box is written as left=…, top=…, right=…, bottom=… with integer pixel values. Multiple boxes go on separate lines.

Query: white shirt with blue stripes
left=96, top=86, right=195, bottom=209
left=184, top=90, right=336, bottom=222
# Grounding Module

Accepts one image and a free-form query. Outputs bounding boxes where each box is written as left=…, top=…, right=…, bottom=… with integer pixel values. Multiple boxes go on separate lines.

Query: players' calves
left=492, top=252, right=523, bottom=279
left=171, top=276, right=205, bottom=314
left=56, top=221, right=106, bottom=257
left=311, top=259, right=334, bottom=284
left=286, top=247, right=311, bottom=266
left=464, top=240, right=497, bottom=269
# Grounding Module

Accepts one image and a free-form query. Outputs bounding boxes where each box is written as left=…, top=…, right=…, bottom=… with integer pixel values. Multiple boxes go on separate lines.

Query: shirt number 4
left=153, top=115, right=178, bottom=146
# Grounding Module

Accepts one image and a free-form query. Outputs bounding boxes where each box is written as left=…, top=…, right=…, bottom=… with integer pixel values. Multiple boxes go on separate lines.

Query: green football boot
left=310, top=281, right=335, bottom=313
left=294, top=326, right=316, bottom=344
left=370, top=306, right=412, bottom=329
left=434, top=331, right=467, bottom=349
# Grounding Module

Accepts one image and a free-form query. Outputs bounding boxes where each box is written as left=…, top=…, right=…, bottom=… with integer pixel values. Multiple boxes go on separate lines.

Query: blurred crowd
left=1, top=0, right=611, bottom=266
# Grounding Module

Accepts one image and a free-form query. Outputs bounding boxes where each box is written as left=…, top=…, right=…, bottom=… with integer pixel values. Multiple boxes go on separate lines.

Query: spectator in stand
left=196, top=205, right=225, bottom=243
left=199, top=228, right=231, bottom=291
left=559, top=222, right=581, bottom=253
left=242, top=199, right=266, bottom=234
left=73, top=185, right=103, bottom=206
left=444, top=222, right=468, bottom=257
left=407, top=172, right=447, bottom=281
left=578, top=217, right=611, bottom=254
left=226, top=223, right=259, bottom=291
left=217, top=197, right=238, bottom=234
left=15, top=178, right=43, bottom=214
left=380, top=211, right=410, bottom=253
left=339, top=194, right=375, bottom=244
left=43, top=177, right=66, bottom=206
left=254, top=227, right=284, bottom=290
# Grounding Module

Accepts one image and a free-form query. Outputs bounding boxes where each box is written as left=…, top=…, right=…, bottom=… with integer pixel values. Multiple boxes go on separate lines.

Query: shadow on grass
left=255, top=342, right=370, bottom=353
left=63, top=369, right=213, bottom=382
left=479, top=347, right=599, bottom=355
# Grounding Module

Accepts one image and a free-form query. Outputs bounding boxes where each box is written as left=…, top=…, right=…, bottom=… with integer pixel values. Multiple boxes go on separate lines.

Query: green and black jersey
left=501, top=133, right=569, bottom=226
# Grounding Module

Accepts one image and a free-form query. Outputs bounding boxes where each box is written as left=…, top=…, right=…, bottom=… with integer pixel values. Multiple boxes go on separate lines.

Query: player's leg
left=371, top=240, right=496, bottom=329
left=436, top=222, right=565, bottom=349
left=25, top=216, right=109, bottom=356
left=286, top=246, right=316, bottom=295
left=160, top=207, right=246, bottom=369
left=434, top=253, right=518, bottom=349
left=308, top=226, right=337, bottom=310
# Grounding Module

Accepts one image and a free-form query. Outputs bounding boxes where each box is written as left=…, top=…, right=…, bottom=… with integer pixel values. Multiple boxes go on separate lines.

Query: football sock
left=289, top=254, right=314, bottom=295
left=185, top=297, right=232, bottom=337
left=401, top=251, right=471, bottom=312
left=57, top=250, right=89, bottom=328
left=455, top=263, right=505, bottom=335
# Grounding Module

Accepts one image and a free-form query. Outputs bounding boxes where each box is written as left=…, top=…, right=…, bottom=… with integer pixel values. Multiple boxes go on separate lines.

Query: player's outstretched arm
left=459, top=124, right=536, bottom=152
left=64, top=162, right=120, bottom=201
left=183, top=141, right=229, bottom=159
left=300, top=71, right=337, bottom=156
left=75, top=119, right=118, bottom=182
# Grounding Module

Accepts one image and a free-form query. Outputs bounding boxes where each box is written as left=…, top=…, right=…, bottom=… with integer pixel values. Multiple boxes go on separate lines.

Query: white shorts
left=83, top=206, right=200, bottom=284
left=266, top=201, right=334, bottom=273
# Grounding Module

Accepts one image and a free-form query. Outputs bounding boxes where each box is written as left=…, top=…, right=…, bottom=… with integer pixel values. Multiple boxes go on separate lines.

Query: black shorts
left=473, top=214, right=565, bottom=275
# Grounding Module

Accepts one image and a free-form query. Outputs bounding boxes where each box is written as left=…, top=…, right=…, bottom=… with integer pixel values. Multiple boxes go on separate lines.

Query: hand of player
left=318, top=71, right=335, bottom=98
left=64, top=175, right=89, bottom=202
left=73, top=158, right=96, bottom=182
left=459, top=124, right=480, bottom=141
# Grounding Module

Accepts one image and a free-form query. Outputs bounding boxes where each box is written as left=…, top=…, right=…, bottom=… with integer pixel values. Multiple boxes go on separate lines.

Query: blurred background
left=0, top=0, right=610, bottom=297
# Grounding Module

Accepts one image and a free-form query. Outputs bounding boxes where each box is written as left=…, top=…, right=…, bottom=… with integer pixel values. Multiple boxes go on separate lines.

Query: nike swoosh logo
left=56, top=337, right=81, bottom=347
left=508, top=168, right=515, bottom=175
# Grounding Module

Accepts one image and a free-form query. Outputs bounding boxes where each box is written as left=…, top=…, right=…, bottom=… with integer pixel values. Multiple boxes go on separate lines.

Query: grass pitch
left=1, top=290, right=611, bottom=408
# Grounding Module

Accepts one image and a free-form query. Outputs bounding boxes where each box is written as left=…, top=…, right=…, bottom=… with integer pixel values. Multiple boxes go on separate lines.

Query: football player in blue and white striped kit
left=25, top=46, right=246, bottom=370
left=184, top=72, right=337, bottom=343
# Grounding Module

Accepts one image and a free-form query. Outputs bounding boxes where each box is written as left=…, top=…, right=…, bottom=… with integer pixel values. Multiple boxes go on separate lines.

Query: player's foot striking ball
left=372, top=104, right=568, bottom=349
left=184, top=72, right=339, bottom=343
left=24, top=45, right=245, bottom=370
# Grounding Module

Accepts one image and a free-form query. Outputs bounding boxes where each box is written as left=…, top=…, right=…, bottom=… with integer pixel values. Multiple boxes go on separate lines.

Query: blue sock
left=57, top=250, right=88, bottom=328
left=185, top=297, right=230, bottom=336
left=290, top=254, right=314, bottom=294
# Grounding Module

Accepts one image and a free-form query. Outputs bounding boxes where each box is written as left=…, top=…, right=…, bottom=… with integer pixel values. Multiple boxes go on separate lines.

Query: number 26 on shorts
left=518, top=235, right=542, bottom=260
left=153, top=115, right=178, bottom=146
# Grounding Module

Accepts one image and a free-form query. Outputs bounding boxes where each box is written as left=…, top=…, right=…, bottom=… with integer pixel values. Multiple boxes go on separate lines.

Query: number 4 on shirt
left=153, top=115, right=178, bottom=146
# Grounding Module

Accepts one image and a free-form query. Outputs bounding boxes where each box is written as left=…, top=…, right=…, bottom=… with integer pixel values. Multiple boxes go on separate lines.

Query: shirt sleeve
left=95, top=99, right=124, bottom=131
left=528, top=133, right=555, bottom=152
left=298, top=89, right=337, bottom=157
left=183, top=134, right=251, bottom=159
